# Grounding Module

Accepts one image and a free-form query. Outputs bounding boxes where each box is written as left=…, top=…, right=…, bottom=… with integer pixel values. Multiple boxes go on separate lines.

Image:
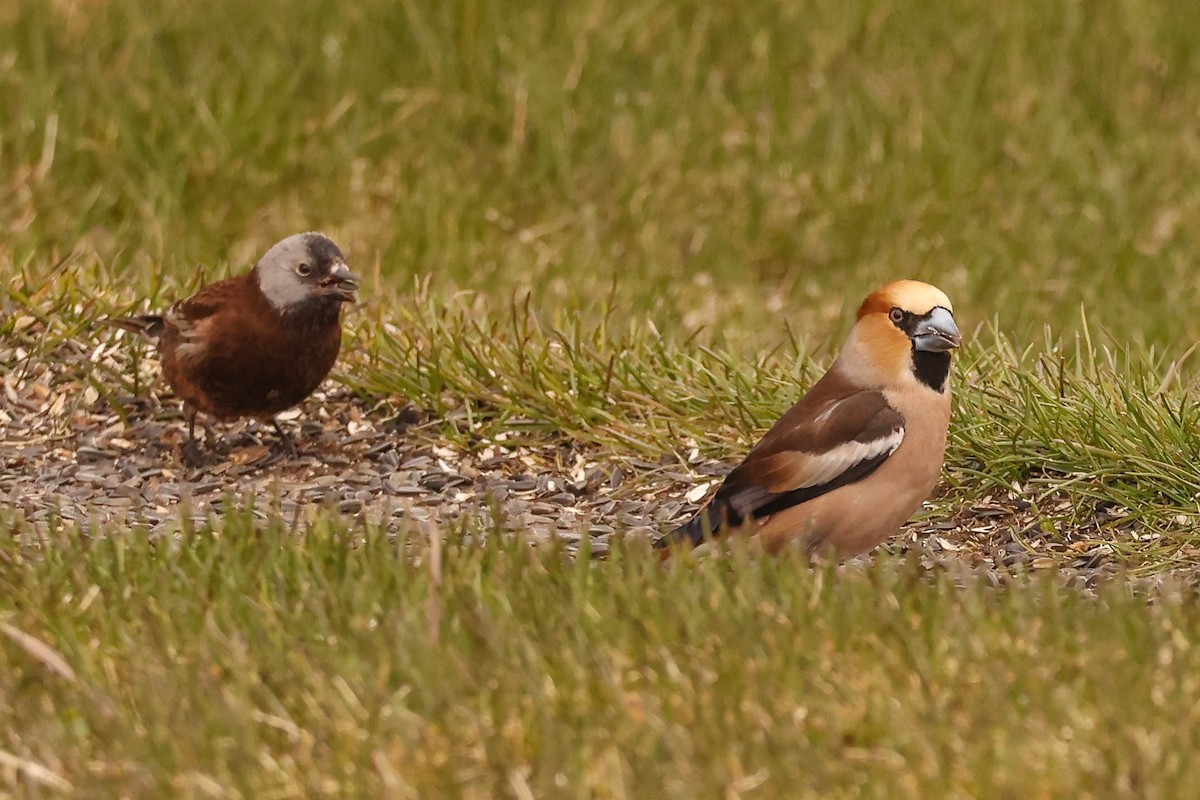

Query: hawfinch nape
left=656, top=280, right=961, bottom=558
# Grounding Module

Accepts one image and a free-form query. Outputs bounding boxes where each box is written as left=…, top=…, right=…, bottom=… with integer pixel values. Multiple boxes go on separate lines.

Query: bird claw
left=270, top=420, right=300, bottom=460
left=207, top=437, right=232, bottom=456
left=180, top=438, right=213, bottom=469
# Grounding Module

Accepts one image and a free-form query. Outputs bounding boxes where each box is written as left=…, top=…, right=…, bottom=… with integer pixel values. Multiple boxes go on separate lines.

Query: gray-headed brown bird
left=656, top=280, right=961, bottom=558
left=106, top=232, right=360, bottom=466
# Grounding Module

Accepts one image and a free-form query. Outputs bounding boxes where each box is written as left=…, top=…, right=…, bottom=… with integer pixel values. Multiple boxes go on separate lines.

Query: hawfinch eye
left=888, top=307, right=904, bottom=323
left=295, top=263, right=313, bottom=277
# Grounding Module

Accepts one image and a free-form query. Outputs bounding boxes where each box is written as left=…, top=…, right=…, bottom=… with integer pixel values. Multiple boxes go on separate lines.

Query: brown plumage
left=105, top=232, right=359, bottom=465
left=658, top=280, right=961, bottom=559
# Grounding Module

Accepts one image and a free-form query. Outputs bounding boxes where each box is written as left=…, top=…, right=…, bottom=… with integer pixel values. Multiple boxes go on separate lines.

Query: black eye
left=889, top=307, right=904, bottom=324
left=295, top=262, right=312, bottom=277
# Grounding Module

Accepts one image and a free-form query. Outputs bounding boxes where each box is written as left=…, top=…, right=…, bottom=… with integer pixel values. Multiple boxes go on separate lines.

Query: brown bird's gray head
left=254, top=232, right=360, bottom=313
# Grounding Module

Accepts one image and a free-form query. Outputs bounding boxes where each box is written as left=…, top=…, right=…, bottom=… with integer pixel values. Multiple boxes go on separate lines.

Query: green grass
left=343, top=296, right=1200, bottom=565
left=3, top=513, right=1200, bottom=798
left=7, top=0, right=1200, bottom=346
left=5, top=0, right=1200, bottom=793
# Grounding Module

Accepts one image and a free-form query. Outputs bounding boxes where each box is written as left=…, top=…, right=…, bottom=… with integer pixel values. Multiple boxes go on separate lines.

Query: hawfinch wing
left=669, top=379, right=905, bottom=547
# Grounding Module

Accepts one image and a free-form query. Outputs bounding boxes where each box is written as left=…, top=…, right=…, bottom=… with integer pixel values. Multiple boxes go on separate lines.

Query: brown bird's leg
left=271, top=418, right=298, bottom=459
left=181, top=404, right=208, bottom=468
left=201, top=417, right=227, bottom=454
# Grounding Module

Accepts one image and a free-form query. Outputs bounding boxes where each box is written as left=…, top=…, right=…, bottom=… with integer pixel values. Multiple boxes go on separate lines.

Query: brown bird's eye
left=295, top=262, right=312, bottom=277
left=889, top=307, right=904, bottom=323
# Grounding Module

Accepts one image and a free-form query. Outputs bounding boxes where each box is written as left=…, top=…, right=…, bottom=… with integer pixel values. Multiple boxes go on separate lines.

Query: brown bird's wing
left=165, top=276, right=245, bottom=329
left=661, top=371, right=905, bottom=548
left=102, top=277, right=245, bottom=342
left=158, top=275, right=256, bottom=361
left=102, top=276, right=246, bottom=342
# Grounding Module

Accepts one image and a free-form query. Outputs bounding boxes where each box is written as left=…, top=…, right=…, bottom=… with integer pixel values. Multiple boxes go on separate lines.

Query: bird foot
left=276, top=439, right=300, bottom=460
left=207, top=435, right=232, bottom=456
left=180, top=438, right=215, bottom=469
left=270, top=420, right=300, bottom=460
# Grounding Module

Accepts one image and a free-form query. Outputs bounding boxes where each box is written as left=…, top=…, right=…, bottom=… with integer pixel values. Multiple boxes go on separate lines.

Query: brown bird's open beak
left=320, top=261, right=360, bottom=303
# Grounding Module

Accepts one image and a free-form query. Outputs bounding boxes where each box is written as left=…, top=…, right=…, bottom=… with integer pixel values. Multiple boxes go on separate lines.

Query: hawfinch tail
left=657, top=280, right=961, bottom=558
left=105, top=232, right=360, bottom=466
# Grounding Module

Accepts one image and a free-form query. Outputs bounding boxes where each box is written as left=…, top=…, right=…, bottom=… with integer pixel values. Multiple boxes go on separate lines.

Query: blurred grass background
left=6, top=0, right=1200, bottom=348
left=6, top=1, right=1200, bottom=795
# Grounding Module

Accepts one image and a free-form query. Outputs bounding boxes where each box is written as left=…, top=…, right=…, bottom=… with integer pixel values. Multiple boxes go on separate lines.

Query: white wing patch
left=797, top=428, right=904, bottom=488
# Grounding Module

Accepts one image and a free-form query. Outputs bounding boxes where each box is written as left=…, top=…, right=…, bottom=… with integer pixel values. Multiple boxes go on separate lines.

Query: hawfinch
left=657, top=280, right=961, bottom=558
left=106, top=232, right=359, bottom=465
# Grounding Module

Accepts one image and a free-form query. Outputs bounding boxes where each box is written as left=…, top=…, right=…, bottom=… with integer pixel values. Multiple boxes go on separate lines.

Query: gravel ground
left=2, top=383, right=665, bottom=553
left=2, top=339, right=1194, bottom=594
left=2, top=340, right=708, bottom=553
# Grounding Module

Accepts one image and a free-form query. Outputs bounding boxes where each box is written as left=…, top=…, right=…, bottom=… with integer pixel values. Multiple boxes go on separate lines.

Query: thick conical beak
left=322, top=261, right=360, bottom=302
left=911, top=307, right=961, bottom=352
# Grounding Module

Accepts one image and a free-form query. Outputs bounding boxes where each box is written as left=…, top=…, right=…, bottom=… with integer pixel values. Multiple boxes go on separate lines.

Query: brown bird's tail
left=102, top=315, right=166, bottom=339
